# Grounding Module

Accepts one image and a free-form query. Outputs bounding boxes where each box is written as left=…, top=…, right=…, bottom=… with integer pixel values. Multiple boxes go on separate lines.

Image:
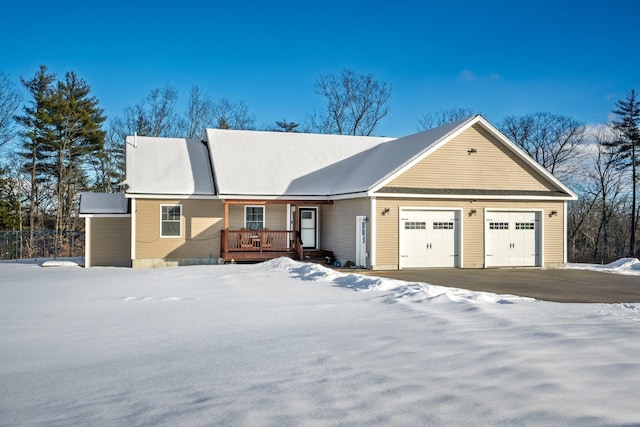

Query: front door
left=299, top=208, right=317, bottom=248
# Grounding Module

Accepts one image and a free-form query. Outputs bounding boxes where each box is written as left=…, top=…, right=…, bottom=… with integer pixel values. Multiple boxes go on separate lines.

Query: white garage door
left=485, top=211, right=540, bottom=267
left=400, top=209, right=460, bottom=268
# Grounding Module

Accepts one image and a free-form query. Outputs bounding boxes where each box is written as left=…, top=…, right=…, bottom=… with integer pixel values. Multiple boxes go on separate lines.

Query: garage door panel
left=486, top=211, right=540, bottom=267
left=401, top=209, right=460, bottom=268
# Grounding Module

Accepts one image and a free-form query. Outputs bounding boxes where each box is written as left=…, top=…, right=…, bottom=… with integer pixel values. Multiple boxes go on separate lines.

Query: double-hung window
left=245, top=206, right=264, bottom=230
left=160, top=205, right=182, bottom=237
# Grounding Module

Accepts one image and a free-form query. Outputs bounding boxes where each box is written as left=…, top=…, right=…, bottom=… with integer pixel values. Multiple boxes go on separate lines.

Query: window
left=433, top=222, right=454, bottom=230
left=516, top=222, right=535, bottom=230
left=160, top=205, right=182, bottom=237
left=245, top=206, right=264, bottom=230
left=489, top=222, right=509, bottom=230
left=404, top=221, right=426, bottom=230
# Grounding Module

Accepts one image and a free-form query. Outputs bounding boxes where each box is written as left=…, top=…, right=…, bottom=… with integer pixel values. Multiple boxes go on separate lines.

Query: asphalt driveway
left=357, top=268, right=640, bottom=303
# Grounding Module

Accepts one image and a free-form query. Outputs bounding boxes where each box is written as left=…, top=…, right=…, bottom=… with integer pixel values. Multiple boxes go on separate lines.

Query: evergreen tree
left=45, top=71, right=106, bottom=231
left=14, top=65, right=56, bottom=236
left=275, top=120, right=300, bottom=132
left=606, top=90, right=640, bottom=256
left=0, top=166, right=20, bottom=230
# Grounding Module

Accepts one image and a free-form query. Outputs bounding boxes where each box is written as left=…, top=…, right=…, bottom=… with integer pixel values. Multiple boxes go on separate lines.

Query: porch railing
left=221, top=229, right=302, bottom=259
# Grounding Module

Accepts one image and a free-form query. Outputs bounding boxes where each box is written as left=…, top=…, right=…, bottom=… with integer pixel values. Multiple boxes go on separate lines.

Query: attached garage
left=485, top=210, right=541, bottom=267
left=399, top=208, right=461, bottom=268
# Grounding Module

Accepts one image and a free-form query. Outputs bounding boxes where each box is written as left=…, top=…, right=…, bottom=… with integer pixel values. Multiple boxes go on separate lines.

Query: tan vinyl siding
left=375, top=198, right=565, bottom=268
left=387, top=124, right=557, bottom=192
left=90, top=217, right=131, bottom=267
left=228, top=204, right=288, bottom=229
left=135, top=199, right=224, bottom=259
left=321, top=198, right=370, bottom=265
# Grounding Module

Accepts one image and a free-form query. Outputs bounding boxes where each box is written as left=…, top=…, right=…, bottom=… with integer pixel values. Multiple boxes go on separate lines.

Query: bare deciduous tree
left=417, top=107, right=479, bottom=130
left=498, top=112, right=586, bottom=180
left=0, top=71, right=22, bottom=150
left=117, top=83, right=181, bottom=137
left=311, top=69, right=391, bottom=136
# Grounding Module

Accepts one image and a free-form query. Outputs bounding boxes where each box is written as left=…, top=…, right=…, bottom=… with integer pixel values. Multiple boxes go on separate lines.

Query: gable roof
left=123, top=135, right=215, bottom=196
left=123, top=115, right=576, bottom=200
left=205, top=129, right=392, bottom=197
left=369, top=115, right=577, bottom=199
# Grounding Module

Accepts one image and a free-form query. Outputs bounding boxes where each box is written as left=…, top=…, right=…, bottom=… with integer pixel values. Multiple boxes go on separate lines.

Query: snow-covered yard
left=1, top=258, right=639, bottom=426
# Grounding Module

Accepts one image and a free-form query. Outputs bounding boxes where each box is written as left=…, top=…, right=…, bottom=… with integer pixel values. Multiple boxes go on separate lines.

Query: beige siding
left=228, top=204, right=288, bottom=229
left=90, top=217, right=131, bottom=267
left=375, top=198, right=565, bottom=269
left=387, top=124, right=557, bottom=192
left=135, top=199, right=224, bottom=260
left=321, top=198, right=370, bottom=265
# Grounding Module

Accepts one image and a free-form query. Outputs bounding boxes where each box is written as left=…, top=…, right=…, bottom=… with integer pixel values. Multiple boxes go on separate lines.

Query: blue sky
left=2, top=0, right=639, bottom=137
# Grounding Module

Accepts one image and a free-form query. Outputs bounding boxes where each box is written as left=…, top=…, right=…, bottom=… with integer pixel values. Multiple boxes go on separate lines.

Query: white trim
left=370, top=197, right=376, bottom=268
left=286, top=204, right=292, bottom=231
left=79, top=213, right=132, bottom=218
left=244, top=205, right=265, bottom=230
left=125, top=193, right=218, bottom=200
left=483, top=208, right=544, bottom=268
left=398, top=207, right=463, bottom=269
left=563, top=201, right=568, bottom=264
left=131, top=198, right=136, bottom=261
left=160, top=204, right=183, bottom=238
left=372, top=192, right=574, bottom=201
left=85, top=217, right=91, bottom=268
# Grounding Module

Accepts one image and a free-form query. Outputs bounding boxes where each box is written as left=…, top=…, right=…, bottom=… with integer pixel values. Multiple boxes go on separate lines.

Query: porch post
left=224, top=202, right=229, bottom=230
left=293, top=204, right=303, bottom=260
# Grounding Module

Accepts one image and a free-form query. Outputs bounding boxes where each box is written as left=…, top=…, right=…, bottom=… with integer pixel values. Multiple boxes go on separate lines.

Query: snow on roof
left=79, top=192, right=128, bottom=214
left=205, top=129, right=393, bottom=196
left=124, top=136, right=215, bottom=195
left=285, top=117, right=472, bottom=195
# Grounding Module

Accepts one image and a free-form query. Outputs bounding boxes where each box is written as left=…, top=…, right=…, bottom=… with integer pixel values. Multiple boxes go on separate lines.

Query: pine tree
left=607, top=90, right=640, bottom=256
left=14, top=65, right=56, bottom=238
left=45, top=71, right=106, bottom=231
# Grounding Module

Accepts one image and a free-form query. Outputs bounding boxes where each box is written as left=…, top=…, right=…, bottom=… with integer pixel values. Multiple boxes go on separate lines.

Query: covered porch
left=219, top=199, right=333, bottom=262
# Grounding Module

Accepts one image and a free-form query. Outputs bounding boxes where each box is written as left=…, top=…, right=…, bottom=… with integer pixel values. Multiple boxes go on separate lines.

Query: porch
left=219, top=199, right=333, bottom=262
left=220, top=229, right=301, bottom=261
left=220, top=229, right=334, bottom=263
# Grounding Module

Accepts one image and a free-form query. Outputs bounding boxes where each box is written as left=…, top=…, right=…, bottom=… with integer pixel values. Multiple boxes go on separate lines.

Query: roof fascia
left=79, top=213, right=132, bottom=218
left=372, top=191, right=576, bottom=201
left=125, top=193, right=219, bottom=200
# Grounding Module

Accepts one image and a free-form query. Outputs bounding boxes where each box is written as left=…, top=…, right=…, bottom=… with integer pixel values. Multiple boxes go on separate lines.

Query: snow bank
left=262, top=257, right=531, bottom=305
left=566, top=257, right=640, bottom=275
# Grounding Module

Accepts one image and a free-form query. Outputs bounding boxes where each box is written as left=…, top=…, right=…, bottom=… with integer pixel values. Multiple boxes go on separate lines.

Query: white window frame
left=160, top=204, right=182, bottom=238
left=244, top=205, right=265, bottom=230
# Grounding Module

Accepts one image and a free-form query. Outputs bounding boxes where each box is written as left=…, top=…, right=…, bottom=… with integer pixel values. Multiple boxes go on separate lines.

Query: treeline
left=0, top=65, right=639, bottom=263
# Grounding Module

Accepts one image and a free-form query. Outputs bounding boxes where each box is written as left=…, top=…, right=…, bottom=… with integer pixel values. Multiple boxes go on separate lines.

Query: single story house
left=79, top=115, right=577, bottom=269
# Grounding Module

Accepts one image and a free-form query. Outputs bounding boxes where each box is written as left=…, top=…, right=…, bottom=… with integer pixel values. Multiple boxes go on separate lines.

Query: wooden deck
left=220, top=229, right=302, bottom=261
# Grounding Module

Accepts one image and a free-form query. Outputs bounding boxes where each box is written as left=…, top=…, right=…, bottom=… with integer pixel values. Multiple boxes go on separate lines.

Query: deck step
left=302, top=249, right=334, bottom=265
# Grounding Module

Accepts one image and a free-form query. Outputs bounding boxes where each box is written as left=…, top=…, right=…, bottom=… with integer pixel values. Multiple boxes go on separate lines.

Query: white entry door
left=485, top=211, right=540, bottom=267
left=400, top=209, right=459, bottom=268
left=300, top=208, right=317, bottom=248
